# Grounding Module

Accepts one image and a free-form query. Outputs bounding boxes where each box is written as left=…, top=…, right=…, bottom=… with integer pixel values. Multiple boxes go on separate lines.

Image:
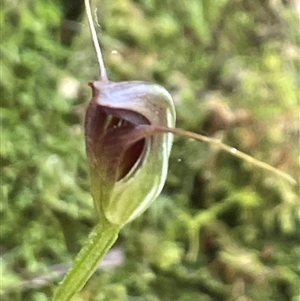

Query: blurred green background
left=1, top=0, right=299, bottom=300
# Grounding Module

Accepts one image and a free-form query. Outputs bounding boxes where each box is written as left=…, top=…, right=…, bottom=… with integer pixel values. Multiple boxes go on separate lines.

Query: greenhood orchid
left=85, top=80, right=175, bottom=226
left=52, top=1, right=176, bottom=300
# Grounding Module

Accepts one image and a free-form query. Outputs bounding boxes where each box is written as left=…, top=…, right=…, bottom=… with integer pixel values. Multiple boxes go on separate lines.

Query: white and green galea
left=85, top=80, right=176, bottom=226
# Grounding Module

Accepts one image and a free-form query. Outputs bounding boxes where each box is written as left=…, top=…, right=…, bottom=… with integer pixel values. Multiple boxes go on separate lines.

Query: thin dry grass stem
left=155, top=126, right=297, bottom=186
left=84, top=0, right=108, bottom=81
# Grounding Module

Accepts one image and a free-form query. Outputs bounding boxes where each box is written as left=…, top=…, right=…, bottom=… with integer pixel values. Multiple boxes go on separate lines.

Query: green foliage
left=1, top=0, right=95, bottom=294
left=1, top=0, right=299, bottom=301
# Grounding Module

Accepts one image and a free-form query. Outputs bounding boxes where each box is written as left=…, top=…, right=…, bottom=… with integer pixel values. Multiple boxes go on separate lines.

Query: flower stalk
left=52, top=220, right=120, bottom=301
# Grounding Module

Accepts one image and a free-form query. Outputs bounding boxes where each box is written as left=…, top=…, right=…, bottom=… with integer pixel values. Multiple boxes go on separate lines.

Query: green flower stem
left=52, top=220, right=121, bottom=301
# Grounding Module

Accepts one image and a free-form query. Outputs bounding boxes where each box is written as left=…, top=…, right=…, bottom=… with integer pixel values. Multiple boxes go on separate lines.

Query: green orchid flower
left=85, top=80, right=175, bottom=226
